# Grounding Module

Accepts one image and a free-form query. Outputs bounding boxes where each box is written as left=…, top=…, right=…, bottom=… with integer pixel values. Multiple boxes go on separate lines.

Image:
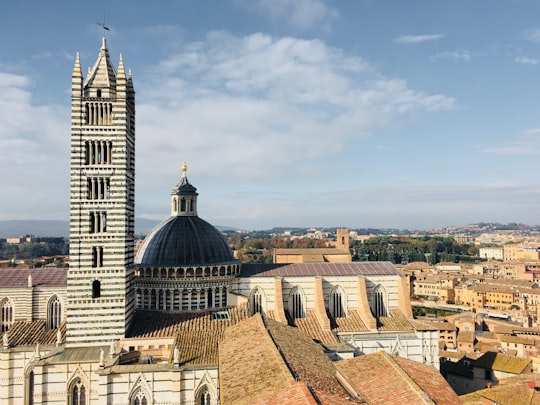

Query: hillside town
left=4, top=226, right=540, bottom=402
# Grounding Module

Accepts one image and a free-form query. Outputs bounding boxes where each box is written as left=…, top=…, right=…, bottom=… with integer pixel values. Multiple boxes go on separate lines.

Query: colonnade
left=85, top=140, right=112, bottom=165
left=85, top=102, right=113, bottom=125
left=136, top=286, right=228, bottom=311
left=87, top=177, right=110, bottom=200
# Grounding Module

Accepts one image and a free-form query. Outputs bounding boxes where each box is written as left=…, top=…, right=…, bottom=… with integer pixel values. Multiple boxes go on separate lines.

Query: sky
left=1, top=0, right=540, bottom=231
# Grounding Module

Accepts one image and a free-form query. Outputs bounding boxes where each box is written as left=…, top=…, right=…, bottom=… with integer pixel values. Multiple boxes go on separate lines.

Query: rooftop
left=241, top=262, right=404, bottom=278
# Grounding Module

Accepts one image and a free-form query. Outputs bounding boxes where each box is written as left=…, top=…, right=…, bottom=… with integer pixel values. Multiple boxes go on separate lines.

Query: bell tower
left=67, top=38, right=136, bottom=346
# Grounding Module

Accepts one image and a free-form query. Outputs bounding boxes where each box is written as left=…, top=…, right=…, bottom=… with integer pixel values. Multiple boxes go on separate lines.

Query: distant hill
left=0, top=220, right=69, bottom=238
left=0, top=219, right=236, bottom=238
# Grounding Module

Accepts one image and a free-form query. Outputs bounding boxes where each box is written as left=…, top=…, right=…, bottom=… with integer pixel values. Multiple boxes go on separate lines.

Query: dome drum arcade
left=134, top=163, right=240, bottom=312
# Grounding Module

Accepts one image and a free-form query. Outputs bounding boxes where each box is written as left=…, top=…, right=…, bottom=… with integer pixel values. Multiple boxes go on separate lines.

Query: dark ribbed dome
left=135, top=216, right=235, bottom=267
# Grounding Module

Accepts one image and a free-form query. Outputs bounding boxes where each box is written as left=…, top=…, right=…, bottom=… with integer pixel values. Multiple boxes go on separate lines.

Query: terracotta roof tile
left=264, top=318, right=356, bottom=402
left=173, top=330, right=223, bottom=366
left=0, top=268, right=67, bottom=287
left=332, top=310, right=370, bottom=333
left=3, top=320, right=65, bottom=346
left=219, top=314, right=299, bottom=405
left=292, top=310, right=339, bottom=345
left=461, top=374, right=540, bottom=405
left=336, top=351, right=461, bottom=405
left=474, top=351, right=531, bottom=374
left=377, top=309, right=414, bottom=331
left=242, top=262, right=403, bottom=277
left=128, top=305, right=250, bottom=338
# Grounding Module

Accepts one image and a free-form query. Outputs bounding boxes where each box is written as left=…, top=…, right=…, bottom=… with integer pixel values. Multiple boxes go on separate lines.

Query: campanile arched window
left=92, top=280, right=101, bottom=299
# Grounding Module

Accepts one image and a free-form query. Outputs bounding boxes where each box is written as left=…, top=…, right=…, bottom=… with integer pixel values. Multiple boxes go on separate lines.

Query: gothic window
left=131, top=388, right=148, bottom=405
left=329, top=286, right=346, bottom=318
left=289, top=287, right=305, bottom=319
left=71, top=379, right=86, bottom=405
left=1, top=299, right=13, bottom=332
left=48, top=295, right=62, bottom=329
left=198, top=386, right=212, bottom=405
left=372, top=285, right=388, bottom=318
left=250, top=288, right=265, bottom=315
left=92, top=280, right=101, bottom=299
left=28, top=371, right=34, bottom=405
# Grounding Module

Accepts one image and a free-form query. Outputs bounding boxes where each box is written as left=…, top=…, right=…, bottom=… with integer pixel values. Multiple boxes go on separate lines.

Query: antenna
left=97, top=14, right=110, bottom=36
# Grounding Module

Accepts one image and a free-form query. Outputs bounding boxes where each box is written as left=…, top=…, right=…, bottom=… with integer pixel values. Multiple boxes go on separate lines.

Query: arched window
left=1, top=299, right=13, bottom=332
left=28, top=370, right=34, bottom=405
left=48, top=295, right=62, bottom=329
left=329, top=286, right=346, bottom=318
left=289, top=287, right=305, bottom=319
left=71, top=379, right=86, bottom=405
left=372, top=284, right=388, bottom=318
left=198, top=386, right=212, bottom=405
left=131, top=388, right=148, bottom=405
left=92, top=280, right=101, bottom=299
left=250, top=288, right=265, bottom=315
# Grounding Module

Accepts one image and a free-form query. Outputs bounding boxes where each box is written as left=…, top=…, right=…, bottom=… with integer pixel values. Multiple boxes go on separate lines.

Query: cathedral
left=0, top=39, right=451, bottom=404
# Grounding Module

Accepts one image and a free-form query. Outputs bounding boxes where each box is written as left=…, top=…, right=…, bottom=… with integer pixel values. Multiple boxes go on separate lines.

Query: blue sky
left=1, top=0, right=540, bottom=230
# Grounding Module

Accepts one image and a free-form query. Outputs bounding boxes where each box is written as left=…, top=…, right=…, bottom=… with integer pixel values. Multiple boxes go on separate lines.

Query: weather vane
left=97, top=14, right=110, bottom=37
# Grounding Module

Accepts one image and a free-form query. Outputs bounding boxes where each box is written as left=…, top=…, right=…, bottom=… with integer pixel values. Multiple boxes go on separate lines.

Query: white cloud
left=523, top=29, right=540, bottom=42
left=431, top=50, right=472, bottom=62
left=480, top=128, right=540, bottom=155
left=133, top=32, right=456, bottom=219
left=393, top=34, right=445, bottom=44
left=515, top=56, right=539, bottom=65
left=0, top=72, right=69, bottom=220
left=241, top=0, right=339, bottom=32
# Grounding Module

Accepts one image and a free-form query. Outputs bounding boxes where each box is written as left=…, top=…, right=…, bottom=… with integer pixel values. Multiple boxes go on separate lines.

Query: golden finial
left=182, top=162, right=188, bottom=177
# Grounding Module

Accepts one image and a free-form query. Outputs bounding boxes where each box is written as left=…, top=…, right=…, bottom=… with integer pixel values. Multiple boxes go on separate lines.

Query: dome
left=135, top=215, right=236, bottom=267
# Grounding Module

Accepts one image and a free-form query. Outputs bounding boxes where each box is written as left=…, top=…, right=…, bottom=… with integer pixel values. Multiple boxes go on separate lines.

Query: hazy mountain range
left=0, top=219, right=161, bottom=238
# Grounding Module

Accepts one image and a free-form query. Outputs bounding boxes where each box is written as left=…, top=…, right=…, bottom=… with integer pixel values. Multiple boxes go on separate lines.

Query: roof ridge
left=383, top=352, right=432, bottom=404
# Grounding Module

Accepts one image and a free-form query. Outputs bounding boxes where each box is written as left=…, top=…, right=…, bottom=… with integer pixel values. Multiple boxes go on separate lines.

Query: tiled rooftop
left=332, top=310, right=370, bottom=333
left=292, top=310, right=339, bottom=345
left=0, top=268, right=67, bottom=287
left=264, top=318, right=355, bottom=402
left=461, top=374, right=540, bottom=405
left=219, top=314, right=299, bottom=405
left=3, top=320, right=65, bottom=346
left=377, top=309, right=414, bottom=331
left=474, top=351, right=531, bottom=374
left=172, top=330, right=223, bottom=366
left=127, top=305, right=250, bottom=338
left=335, top=351, right=461, bottom=405
left=241, top=262, right=404, bottom=278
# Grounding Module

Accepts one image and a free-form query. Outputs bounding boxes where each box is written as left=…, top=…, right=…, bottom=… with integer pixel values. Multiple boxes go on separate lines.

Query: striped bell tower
left=67, top=38, right=136, bottom=346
